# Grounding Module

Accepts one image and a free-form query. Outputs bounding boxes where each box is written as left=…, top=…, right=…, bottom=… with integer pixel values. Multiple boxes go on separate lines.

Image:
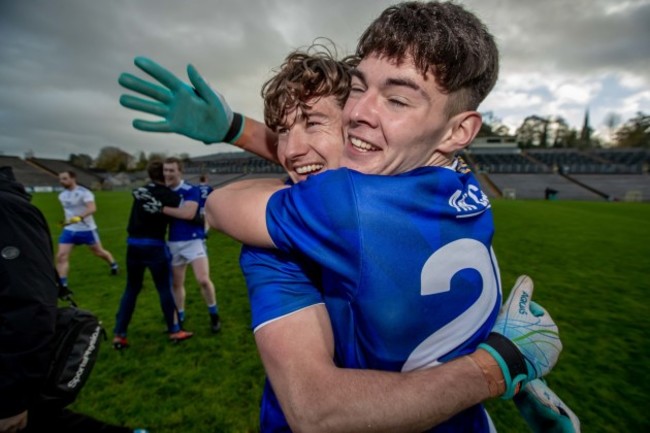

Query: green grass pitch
left=31, top=191, right=650, bottom=433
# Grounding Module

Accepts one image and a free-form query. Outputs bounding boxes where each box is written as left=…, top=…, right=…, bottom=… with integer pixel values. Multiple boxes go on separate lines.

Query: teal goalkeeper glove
left=118, top=56, right=244, bottom=144
left=479, top=275, right=562, bottom=399
left=514, top=379, right=581, bottom=433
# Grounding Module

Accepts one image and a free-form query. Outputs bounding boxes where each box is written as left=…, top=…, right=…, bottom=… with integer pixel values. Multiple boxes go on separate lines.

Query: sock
left=208, top=304, right=218, bottom=316
left=178, top=310, right=185, bottom=322
left=60, top=276, right=68, bottom=287
left=170, top=323, right=181, bottom=333
left=111, top=262, right=118, bottom=269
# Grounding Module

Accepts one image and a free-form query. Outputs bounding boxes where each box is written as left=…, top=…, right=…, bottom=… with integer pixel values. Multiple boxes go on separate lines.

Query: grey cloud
left=0, top=0, right=647, bottom=160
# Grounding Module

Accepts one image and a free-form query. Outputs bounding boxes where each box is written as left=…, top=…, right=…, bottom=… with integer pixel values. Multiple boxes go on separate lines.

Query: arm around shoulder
left=204, top=178, right=286, bottom=247
left=255, top=304, right=498, bottom=433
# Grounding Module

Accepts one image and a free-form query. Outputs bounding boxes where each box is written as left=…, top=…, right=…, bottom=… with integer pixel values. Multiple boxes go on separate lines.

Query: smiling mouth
left=294, top=163, right=325, bottom=175
left=350, top=137, right=379, bottom=152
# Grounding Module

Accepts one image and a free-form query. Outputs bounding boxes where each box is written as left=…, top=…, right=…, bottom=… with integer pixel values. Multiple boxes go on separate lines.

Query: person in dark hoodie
left=0, top=166, right=147, bottom=433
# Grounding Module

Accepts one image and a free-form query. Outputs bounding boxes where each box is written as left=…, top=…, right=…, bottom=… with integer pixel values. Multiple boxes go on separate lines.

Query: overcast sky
left=1, top=0, right=649, bottom=160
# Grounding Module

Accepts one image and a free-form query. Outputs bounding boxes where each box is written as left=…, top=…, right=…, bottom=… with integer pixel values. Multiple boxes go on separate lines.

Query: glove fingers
left=502, top=275, right=534, bottom=315
left=120, top=95, right=169, bottom=117
left=187, top=64, right=219, bottom=105
left=133, top=119, right=173, bottom=133
left=515, top=379, right=581, bottom=433
left=134, top=56, right=185, bottom=92
left=119, top=73, right=173, bottom=104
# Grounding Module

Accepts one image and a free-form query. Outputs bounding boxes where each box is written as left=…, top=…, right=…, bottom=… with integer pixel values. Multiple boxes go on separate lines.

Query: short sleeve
left=240, top=245, right=323, bottom=332
left=265, top=169, right=361, bottom=272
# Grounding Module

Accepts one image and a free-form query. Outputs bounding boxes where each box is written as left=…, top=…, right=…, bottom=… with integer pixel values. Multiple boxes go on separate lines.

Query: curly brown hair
left=262, top=41, right=355, bottom=132
left=354, top=1, right=499, bottom=116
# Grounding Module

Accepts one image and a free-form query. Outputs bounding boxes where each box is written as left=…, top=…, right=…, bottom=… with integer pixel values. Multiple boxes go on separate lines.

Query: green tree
left=615, top=112, right=650, bottom=148
left=516, top=115, right=548, bottom=148
left=549, top=116, right=573, bottom=148
left=477, top=111, right=509, bottom=137
left=135, top=151, right=148, bottom=171
left=148, top=152, right=167, bottom=162
left=95, top=146, right=133, bottom=172
left=68, top=153, right=94, bottom=169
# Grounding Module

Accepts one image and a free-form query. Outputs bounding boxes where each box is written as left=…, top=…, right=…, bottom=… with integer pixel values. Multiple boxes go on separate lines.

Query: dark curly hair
left=262, top=40, right=355, bottom=132
left=354, top=1, right=499, bottom=116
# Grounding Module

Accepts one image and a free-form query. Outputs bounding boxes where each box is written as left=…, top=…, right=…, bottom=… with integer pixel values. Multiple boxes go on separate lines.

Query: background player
left=56, top=170, right=118, bottom=291
left=113, top=160, right=193, bottom=349
left=197, top=174, right=213, bottom=237
left=160, top=157, right=221, bottom=333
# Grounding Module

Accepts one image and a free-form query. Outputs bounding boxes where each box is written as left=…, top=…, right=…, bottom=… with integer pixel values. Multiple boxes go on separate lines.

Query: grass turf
left=31, top=191, right=650, bottom=433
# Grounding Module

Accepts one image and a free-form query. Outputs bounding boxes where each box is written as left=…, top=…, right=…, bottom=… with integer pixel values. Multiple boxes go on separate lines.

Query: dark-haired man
left=113, top=160, right=193, bottom=349
left=56, top=170, right=118, bottom=290
left=119, top=2, right=575, bottom=432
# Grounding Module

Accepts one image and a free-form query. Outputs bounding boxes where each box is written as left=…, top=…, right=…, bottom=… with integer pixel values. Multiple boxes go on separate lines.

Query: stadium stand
left=463, top=146, right=650, bottom=201
left=0, top=155, right=60, bottom=190
left=27, top=157, right=104, bottom=189
left=485, top=173, right=605, bottom=200
left=570, top=174, right=650, bottom=201
left=3, top=147, right=648, bottom=200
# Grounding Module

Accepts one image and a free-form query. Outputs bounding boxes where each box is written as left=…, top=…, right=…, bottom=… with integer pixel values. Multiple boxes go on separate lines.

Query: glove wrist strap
left=478, top=332, right=529, bottom=399
left=223, top=112, right=244, bottom=143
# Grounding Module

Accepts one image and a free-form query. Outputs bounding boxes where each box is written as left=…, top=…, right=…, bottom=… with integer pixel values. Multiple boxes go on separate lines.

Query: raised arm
left=119, top=57, right=278, bottom=162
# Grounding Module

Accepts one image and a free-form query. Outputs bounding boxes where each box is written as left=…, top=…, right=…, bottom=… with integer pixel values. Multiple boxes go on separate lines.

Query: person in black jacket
left=112, top=160, right=193, bottom=348
left=0, top=166, right=147, bottom=433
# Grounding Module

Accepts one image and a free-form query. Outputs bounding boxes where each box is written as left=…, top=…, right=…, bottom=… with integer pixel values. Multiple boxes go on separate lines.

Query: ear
left=438, top=111, right=482, bottom=154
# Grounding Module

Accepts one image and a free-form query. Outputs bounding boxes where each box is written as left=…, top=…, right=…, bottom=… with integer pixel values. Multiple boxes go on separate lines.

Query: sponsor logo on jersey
left=449, top=184, right=490, bottom=217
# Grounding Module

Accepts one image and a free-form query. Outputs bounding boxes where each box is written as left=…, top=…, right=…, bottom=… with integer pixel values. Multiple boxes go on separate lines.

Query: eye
left=349, top=77, right=366, bottom=94
left=276, top=126, right=289, bottom=135
left=388, top=97, right=408, bottom=107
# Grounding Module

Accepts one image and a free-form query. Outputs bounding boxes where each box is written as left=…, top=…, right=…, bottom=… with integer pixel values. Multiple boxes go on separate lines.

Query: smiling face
left=341, top=54, right=459, bottom=176
left=276, top=95, right=345, bottom=183
left=163, top=162, right=182, bottom=188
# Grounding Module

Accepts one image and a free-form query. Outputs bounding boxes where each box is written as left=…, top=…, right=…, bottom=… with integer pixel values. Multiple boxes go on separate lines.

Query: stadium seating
left=0, top=156, right=60, bottom=190
left=4, top=147, right=648, bottom=201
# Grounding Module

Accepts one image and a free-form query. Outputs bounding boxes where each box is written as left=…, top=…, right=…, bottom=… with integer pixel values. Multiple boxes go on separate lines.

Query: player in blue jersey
left=55, top=170, right=118, bottom=291
left=210, top=46, right=503, bottom=431
left=160, top=157, right=221, bottom=333
left=207, top=3, right=566, bottom=430
left=113, top=160, right=193, bottom=348
left=197, top=174, right=213, bottom=237
left=118, top=4, right=575, bottom=433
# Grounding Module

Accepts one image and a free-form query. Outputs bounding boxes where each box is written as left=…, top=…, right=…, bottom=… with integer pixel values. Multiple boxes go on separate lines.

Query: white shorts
left=168, top=239, right=207, bottom=266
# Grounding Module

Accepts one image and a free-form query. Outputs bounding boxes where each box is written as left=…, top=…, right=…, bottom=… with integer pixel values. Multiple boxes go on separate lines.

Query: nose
left=345, top=91, right=378, bottom=128
left=282, top=129, right=310, bottom=161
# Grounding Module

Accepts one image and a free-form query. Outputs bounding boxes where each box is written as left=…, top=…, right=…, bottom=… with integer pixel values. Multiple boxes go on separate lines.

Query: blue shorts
left=58, top=229, right=100, bottom=245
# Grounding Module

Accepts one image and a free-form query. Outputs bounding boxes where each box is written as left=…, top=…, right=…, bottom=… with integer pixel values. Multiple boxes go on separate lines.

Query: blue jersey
left=197, top=183, right=213, bottom=214
left=168, top=181, right=204, bottom=241
left=245, top=163, right=501, bottom=432
left=241, top=246, right=323, bottom=332
left=240, top=246, right=323, bottom=433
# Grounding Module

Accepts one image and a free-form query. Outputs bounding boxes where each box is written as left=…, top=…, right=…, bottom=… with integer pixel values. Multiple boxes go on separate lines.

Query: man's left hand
left=119, top=56, right=243, bottom=144
left=514, top=379, right=581, bottom=433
